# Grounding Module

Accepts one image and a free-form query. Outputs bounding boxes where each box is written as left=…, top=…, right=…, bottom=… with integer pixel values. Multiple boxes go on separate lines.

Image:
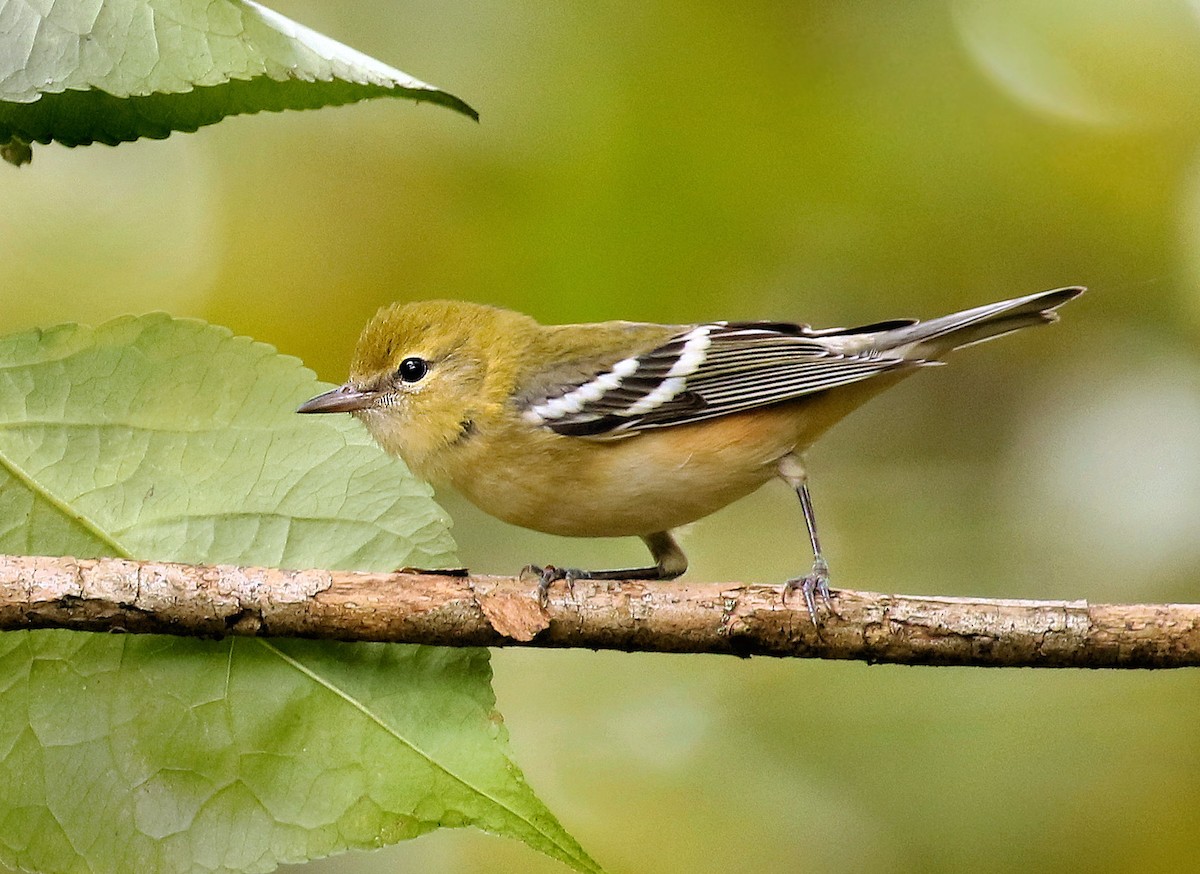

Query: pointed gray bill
left=296, top=384, right=377, bottom=414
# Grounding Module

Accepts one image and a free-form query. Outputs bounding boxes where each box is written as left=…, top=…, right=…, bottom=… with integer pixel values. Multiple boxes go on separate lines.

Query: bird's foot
left=783, top=556, right=834, bottom=625
left=522, top=564, right=586, bottom=607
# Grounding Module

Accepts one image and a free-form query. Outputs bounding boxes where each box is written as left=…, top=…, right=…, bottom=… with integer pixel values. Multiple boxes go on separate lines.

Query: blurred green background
left=5, top=1, right=1200, bottom=872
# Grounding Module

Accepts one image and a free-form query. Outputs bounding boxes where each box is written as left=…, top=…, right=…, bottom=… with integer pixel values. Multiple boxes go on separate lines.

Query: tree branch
left=1, top=553, right=1195, bottom=668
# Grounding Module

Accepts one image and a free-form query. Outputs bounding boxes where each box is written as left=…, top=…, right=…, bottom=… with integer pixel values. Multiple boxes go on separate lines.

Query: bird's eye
left=396, top=356, right=429, bottom=383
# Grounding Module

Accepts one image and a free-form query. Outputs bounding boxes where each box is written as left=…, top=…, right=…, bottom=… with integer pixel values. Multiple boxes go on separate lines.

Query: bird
left=298, top=286, right=1083, bottom=619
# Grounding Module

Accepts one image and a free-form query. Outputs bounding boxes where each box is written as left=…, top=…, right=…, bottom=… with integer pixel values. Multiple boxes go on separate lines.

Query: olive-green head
left=297, top=300, right=539, bottom=472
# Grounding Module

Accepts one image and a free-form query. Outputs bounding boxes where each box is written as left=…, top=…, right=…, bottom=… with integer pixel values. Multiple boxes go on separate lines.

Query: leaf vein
left=255, top=640, right=582, bottom=862
left=0, top=442, right=134, bottom=559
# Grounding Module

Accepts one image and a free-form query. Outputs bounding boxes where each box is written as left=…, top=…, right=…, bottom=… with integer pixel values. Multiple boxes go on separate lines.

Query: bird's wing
left=522, top=320, right=922, bottom=437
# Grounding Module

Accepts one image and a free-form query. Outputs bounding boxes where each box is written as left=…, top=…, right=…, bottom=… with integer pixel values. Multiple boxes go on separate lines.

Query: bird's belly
left=451, top=406, right=808, bottom=538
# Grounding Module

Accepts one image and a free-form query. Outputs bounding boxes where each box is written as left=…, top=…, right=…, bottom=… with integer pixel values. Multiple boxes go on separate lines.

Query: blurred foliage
left=2, top=1, right=1198, bottom=872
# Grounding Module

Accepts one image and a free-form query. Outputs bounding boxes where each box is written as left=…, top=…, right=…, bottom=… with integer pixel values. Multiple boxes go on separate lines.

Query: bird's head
left=298, top=300, right=537, bottom=476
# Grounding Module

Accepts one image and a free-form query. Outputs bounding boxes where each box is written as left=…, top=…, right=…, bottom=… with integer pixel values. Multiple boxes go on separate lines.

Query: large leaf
left=0, top=316, right=599, bottom=874
left=0, top=0, right=476, bottom=158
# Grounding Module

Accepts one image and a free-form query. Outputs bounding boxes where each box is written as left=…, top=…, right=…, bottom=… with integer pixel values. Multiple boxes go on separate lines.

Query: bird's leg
left=792, top=482, right=833, bottom=618
left=779, top=455, right=834, bottom=623
left=527, top=531, right=688, bottom=605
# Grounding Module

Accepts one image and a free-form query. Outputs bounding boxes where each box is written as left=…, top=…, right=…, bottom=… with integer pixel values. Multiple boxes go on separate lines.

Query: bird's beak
left=296, top=384, right=378, bottom=414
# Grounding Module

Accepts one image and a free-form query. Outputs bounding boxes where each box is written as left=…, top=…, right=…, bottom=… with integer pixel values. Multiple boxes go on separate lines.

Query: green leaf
left=0, top=316, right=599, bottom=874
left=0, top=315, right=454, bottom=568
left=0, top=0, right=477, bottom=156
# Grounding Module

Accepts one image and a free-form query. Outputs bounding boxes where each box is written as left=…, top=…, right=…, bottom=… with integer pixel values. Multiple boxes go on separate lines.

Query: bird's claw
left=524, top=564, right=583, bottom=607
left=784, top=556, right=833, bottom=625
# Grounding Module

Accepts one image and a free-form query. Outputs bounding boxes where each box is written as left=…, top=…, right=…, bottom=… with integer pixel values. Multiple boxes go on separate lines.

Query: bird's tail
left=860, top=286, right=1085, bottom=360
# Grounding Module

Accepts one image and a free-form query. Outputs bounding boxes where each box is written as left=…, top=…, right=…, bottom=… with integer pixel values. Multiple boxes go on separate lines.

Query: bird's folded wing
left=523, top=322, right=917, bottom=437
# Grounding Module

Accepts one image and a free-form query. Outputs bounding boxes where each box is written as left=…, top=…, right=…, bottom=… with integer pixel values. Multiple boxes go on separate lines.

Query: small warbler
left=299, top=286, right=1083, bottom=617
